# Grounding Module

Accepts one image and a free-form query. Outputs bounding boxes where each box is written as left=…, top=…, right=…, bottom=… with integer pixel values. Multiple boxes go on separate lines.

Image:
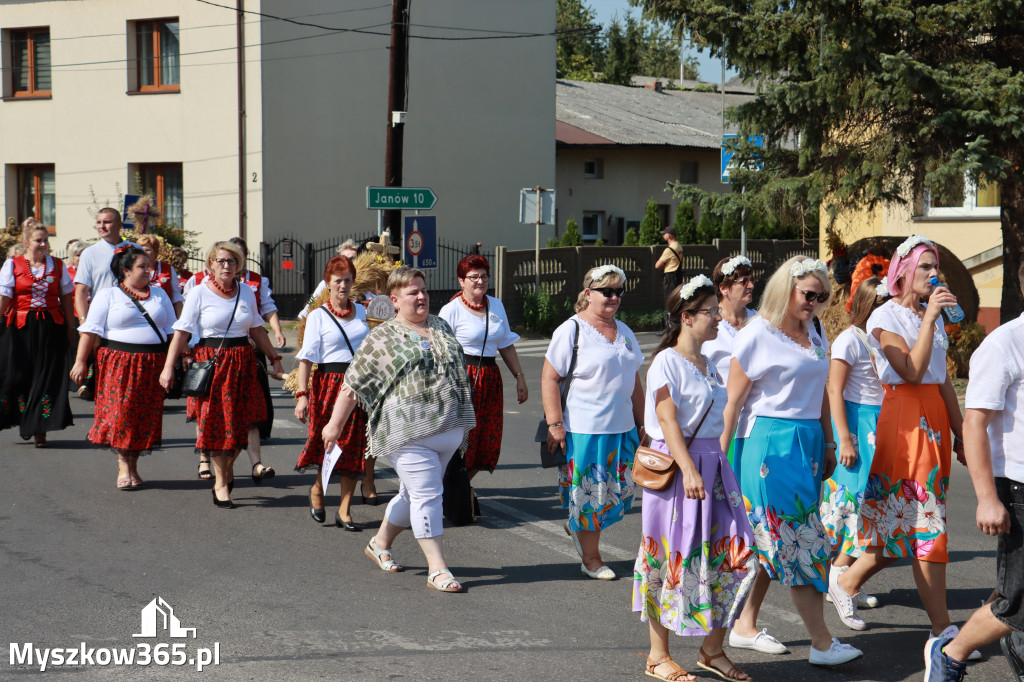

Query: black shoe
left=335, top=511, right=360, bottom=531
left=252, top=463, right=275, bottom=485
left=211, top=489, right=236, bottom=509
left=309, top=488, right=326, bottom=524
left=197, top=460, right=213, bottom=480
left=360, top=482, right=380, bottom=506
left=472, top=490, right=481, bottom=517
left=1002, top=633, right=1024, bottom=682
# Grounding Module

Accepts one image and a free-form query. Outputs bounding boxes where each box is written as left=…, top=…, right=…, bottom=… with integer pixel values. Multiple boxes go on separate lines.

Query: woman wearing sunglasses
left=541, top=264, right=644, bottom=580
left=721, top=256, right=863, bottom=666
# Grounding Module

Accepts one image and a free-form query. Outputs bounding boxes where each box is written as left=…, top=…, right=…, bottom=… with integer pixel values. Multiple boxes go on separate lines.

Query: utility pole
left=383, top=0, right=410, bottom=242
left=236, top=0, right=247, bottom=241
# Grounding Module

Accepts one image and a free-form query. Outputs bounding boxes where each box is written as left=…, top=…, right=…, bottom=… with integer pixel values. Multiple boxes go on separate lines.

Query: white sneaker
left=809, top=638, right=863, bottom=666
left=728, top=628, right=789, bottom=654
left=580, top=563, right=615, bottom=580
left=826, top=564, right=880, bottom=609
left=827, top=568, right=867, bottom=630
left=932, top=624, right=983, bottom=661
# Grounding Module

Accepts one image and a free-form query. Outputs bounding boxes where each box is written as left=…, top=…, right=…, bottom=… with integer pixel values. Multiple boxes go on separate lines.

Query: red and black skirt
left=88, top=342, right=167, bottom=454
left=186, top=339, right=266, bottom=453
left=295, top=365, right=366, bottom=478
left=464, top=359, right=504, bottom=472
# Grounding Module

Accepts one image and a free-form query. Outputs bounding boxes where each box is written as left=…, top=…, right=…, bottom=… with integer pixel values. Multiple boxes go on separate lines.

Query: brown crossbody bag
left=632, top=399, right=714, bottom=491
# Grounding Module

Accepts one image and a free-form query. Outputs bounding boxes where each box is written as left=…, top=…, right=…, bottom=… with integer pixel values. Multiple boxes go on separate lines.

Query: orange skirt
left=859, top=383, right=951, bottom=562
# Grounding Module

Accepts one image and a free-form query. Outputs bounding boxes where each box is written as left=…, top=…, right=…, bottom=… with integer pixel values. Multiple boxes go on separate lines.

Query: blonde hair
left=21, top=218, right=45, bottom=242
left=205, top=241, right=245, bottom=270
left=68, top=240, right=88, bottom=257
left=136, top=234, right=163, bottom=252
left=387, top=266, right=427, bottom=294
left=7, top=243, right=26, bottom=258
left=574, top=267, right=626, bottom=313
left=336, top=239, right=357, bottom=255
left=758, top=255, right=832, bottom=328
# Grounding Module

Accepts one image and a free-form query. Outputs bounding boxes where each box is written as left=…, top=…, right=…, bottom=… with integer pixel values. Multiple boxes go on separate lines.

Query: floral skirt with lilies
left=858, top=383, right=950, bottom=562
left=633, top=438, right=758, bottom=636
left=734, top=417, right=831, bottom=591
left=819, top=400, right=881, bottom=558
left=558, top=430, right=637, bottom=531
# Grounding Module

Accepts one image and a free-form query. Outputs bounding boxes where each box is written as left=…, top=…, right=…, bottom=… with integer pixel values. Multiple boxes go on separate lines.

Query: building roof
left=556, top=79, right=756, bottom=149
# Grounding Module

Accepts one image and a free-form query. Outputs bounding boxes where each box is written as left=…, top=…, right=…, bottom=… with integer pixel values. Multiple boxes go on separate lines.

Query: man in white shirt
left=73, top=208, right=133, bottom=321
left=925, top=263, right=1024, bottom=682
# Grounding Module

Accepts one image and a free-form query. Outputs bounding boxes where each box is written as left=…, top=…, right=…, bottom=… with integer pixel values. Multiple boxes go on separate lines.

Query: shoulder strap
left=851, top=326, right=881, bottom=379
left=208, top=287, right=242, bottom=364
left=475, top=298, right=490, bottom=381
left=559, top=320, right=580, bottom=410
left=119, top=286, right=166, bottom=344
left=687, top=399, right=714, bottom=447
left=319, top=305, right=356, bottom=356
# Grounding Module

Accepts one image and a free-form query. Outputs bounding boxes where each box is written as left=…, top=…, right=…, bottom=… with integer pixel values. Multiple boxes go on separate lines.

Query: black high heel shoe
left=335, top=510, right=360, bottom=532
left=252, top=463, right=275, bottom=485
left=309, top=487, right=326, bottom=524
left=360, top=482, right=380, bottom=506
left=211, top=489, right=236, bottom=509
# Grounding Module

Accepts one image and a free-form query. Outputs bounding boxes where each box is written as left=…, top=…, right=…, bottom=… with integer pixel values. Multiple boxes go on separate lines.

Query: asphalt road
left=0, top=330, right=1015, bottom=680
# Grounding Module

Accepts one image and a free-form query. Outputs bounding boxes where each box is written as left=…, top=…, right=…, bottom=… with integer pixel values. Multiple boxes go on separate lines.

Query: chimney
left=644, top=80, right=663, bottom=93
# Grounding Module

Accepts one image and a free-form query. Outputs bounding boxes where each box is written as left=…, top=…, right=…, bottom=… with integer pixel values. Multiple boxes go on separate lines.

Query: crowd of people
left=2, top=217, right=1022, bottom=679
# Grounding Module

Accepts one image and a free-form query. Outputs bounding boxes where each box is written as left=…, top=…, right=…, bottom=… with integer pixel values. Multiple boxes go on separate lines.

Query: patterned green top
left=343, top=315, right=476, bottom=460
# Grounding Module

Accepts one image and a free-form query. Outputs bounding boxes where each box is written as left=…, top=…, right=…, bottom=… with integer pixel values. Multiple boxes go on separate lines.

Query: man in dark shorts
left=925, top=263, right=1024, bottom=682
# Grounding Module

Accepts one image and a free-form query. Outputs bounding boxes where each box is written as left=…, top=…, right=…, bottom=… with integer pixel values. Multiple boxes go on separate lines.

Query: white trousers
left=383, top=428, right=463, bottom=539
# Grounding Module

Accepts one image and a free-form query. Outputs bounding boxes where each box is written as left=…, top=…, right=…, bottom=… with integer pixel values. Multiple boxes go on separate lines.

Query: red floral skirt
left=186, top=344, right=266, bottom=453
left=89, top=346, right=166, bottom=454
left=464, top=363, right=504, bottom=472
left=295, top=370, right=366, bottom=478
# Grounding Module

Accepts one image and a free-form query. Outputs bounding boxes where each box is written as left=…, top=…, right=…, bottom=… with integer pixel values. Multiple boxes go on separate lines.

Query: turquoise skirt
left=820, top=400, right=880, bottom=557
left=733, top=416, right=830, bottom=591
left=558, top=429, right=638, bottom=531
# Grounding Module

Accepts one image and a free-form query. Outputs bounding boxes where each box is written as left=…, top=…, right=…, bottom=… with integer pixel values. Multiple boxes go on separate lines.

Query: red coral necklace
left=460, top=293, right=485, bottom=311
left=120, top=282, right=150, bottom=301
left=327, top=300, right=353, bottom=318
left=210, top=278, right=237, bottom=296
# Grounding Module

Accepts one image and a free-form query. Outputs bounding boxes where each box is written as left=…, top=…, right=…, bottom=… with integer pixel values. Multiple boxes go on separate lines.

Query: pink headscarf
left=887, top=241, right=939, bottom=296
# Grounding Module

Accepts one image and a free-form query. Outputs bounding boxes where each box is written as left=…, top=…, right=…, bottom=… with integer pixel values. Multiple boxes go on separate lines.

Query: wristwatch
left=825, top=442, right=837, bottom=450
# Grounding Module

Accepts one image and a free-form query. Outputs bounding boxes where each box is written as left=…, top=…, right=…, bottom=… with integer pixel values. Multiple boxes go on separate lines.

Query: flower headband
left=587, top=264, right=626, bottom=285
left=721, top=255, right=752, bottom=276
left=790, top=258, right=828, bottom=278
left=896, top=234, right=934, bottom=258
left=680, top=274, right=713, bottom=300
left=875, top=277, right=890, bottom=299
left=113, top=244, right=132, bottom=256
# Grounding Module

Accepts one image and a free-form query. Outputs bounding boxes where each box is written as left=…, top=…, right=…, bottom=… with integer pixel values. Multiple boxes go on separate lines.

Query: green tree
left=637, top=0, right=1024, bottom=321
left=561, top=216, right=584, bottom=246
left=673, top=201, right=697, bottom=243
left=556, top=0, right=603, bottom=80
left=601, top=17, right=638, bottom=85
left=696, top=210, right=718, bottom=244
left=622, top=227, right=639, bottom=245
left=637, top=17, right=684, bottom=80
left=638, top=199, right=663, bottom=245
left=547, top=237, right=560, bottom=247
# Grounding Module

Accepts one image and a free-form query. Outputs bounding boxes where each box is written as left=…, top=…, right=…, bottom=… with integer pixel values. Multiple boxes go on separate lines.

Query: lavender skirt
left=632, top=438, right=758, bottom=636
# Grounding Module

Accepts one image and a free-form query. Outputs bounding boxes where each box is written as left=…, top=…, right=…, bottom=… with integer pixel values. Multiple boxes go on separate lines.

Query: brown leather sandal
left=645, top=657, right=696, bottom=682
left=696, top=647, right=751, bottom=681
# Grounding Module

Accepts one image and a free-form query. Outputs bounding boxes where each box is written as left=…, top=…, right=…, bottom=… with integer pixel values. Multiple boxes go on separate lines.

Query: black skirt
left=0, top=312, right=74, bottom=437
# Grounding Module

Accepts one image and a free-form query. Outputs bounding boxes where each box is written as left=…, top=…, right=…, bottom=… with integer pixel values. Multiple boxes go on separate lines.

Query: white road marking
left=257, top=629, right=550, bottom=652
left=272, top=418, right=303, bottom=431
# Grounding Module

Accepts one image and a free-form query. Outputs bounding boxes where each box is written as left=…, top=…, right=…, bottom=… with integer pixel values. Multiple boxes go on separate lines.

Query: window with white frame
left=581, top=211, right=603, bottom=240
left=583, top=159, right=603, bottom=179
left=923, top=176, right=1000, bottom=218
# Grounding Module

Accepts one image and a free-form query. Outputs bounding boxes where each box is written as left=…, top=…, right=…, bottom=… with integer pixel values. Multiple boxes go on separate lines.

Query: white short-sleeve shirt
left=79, top=286, right=176, bottom=344
left=702, top=307, right=755, bottom=385
left=965, top=313, right=1024, bottom=483
left=296, top=304, right=369, bottom=364
left=644, top=350, right=726, bottom=442
left=867, top=299, right=948, bottom=385
left=297, top=280, right=328, bottom=320
left=732, top=316, right=830, bottom=436
left=73, top=239, right=138, bottom=294
left=0, top=255, right=74, bottom=299
left=831, top=326, right=886, bottom=406
left=173, top=283, right=265, bottom=339
left=438, top=295, right=521, bottom=357
left=545, top=315, right=644, bottom=434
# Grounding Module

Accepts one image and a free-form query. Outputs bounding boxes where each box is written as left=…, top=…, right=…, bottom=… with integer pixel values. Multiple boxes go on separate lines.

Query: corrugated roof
left=556, top=79, right=755, bottom=149
left=555, top=120, right=615, bottom=145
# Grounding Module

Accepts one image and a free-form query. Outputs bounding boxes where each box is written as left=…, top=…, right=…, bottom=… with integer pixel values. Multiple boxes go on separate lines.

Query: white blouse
left=644, top=350, right=726, bottom=442
left=438, top=295, right=521, bottom=357
left=173, top=284, right=264, bottom=339
left=732, top=315, right=831, bottom=437
left=867, top=299, right=948, bottom=385
left=296, top=304, right=370, bottom=364
left=79, top=286, right=176, bottom=344
left=545, top=315, right=644, bottom=434
left=0, top=256, right=74, bottom=299
left=702, top=307, right=755, bottom=385
left=831, top=326, right=885, bottom=406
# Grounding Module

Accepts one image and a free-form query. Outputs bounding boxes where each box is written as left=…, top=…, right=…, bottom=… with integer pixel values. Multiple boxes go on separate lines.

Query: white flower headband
left=721, top=255, right=752, bottom=276
left=587, top=264, right=626, bottom=285
left=875, top=277, right=890, bottom=298
left=680, top=274, right=713, bottom=300
left=896, top=234, right=934, bottom=258
left=790, top=258, right=828, bottom=278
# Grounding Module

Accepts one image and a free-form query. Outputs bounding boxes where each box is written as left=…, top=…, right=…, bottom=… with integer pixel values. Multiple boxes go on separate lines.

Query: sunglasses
left=795, top=286, right=829, bottom=303
left=693, top=306, right=722, bottom=317
left=592, top=287, right=625, bottom=298
left=734, top=276, right=755, bottom=286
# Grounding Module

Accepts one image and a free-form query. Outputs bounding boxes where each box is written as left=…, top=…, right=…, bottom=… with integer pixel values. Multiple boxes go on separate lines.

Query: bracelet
left=295, top=390, right=309, bottom=399
left=514, top=370, right=525, bottom=378
left=547, top=421, right=563, bottom=429
left=825, top=442, right=837, bottom=450
left=269, top=355, right=282, bottom=362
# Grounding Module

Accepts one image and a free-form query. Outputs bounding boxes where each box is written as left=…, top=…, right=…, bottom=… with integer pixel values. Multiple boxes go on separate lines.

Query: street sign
left=519, top=188, right=556, bottom=225
left=721, top=135, right=763, bottom=184
left=366, top=186, right=437, bottom=210
left=122, top=195, right=141, bottom=225
left=403, top=216, right=437, bottom=269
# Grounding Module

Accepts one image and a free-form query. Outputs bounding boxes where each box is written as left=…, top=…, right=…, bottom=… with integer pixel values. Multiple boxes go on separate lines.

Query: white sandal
left=364, top=537, right=403, bottom=573
left=426, top=569, right=464, bottom=593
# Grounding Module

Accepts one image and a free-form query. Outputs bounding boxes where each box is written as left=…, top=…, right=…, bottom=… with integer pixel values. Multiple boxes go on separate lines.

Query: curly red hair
left=323, top=255, right=355, bottom=284
left=457, top=254, right=489, bottom=279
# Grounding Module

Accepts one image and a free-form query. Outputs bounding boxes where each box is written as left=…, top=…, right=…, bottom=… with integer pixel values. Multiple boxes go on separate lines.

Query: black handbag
left=442, top=451, right=475, bottom=526
left=120, top=288, right=182, bottom=398
left=536, top=320, right=580, bottom=468
left=182, top=288, right=240, bottom=397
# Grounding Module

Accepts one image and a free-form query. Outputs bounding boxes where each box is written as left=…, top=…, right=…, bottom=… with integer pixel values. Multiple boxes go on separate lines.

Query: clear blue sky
left=586, top=0, right=737, bottom=83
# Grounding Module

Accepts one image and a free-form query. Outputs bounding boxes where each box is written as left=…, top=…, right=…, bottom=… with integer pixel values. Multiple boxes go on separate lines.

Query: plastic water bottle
left=929, top=277, right=965, bottom=323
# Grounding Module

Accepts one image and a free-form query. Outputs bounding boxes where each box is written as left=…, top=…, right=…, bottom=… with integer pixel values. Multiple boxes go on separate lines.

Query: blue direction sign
left=403, top=216, right=437, bottom=269
left=721, top=135, right=763, bottom=184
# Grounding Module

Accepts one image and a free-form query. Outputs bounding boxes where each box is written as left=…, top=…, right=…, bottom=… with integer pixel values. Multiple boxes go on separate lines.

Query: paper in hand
left=322, top=443, right=342, bottom=492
